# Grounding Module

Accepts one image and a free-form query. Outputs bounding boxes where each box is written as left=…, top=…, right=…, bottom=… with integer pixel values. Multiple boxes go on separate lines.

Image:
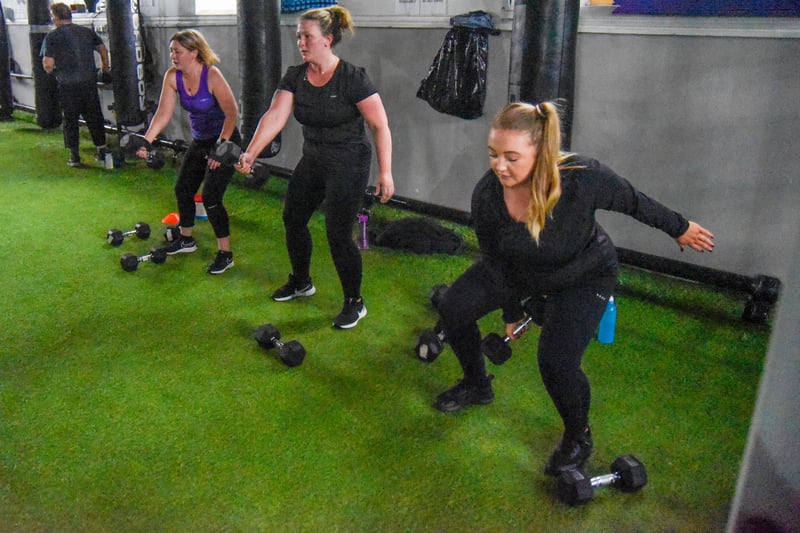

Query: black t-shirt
left=471, top=154, right=689, bottom=308
left=41, top=23, right=103, bottom=86
left=278, top=60, right=377, bottom=146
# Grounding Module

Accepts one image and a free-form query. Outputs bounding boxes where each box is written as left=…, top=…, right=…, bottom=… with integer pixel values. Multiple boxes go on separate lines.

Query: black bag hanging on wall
left=416, top=11, right=498, bottom=120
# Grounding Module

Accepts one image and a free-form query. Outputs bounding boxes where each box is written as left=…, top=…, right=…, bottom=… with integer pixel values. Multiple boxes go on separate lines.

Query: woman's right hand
left=234, top=151, right=253, bottom=174
left=506, top=319, right=527, bottom=340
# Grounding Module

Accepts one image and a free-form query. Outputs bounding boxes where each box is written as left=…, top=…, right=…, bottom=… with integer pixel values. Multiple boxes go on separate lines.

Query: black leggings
left=283, top=143, right=371, bottom=299
left=174, top=130, right=240, bottom=239
left=438, top=259, right=617, bottom=439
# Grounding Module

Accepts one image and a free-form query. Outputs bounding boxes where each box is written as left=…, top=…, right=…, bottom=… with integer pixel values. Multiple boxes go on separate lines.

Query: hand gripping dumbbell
left=213, top=141, right=270, bottom=187
left=106, top=222, right=151, bottom=247
left=119, top=133, right=165, bottom=169
left=415, top=320, right=446, bottom=362
left=480, top=296, right=546, bottom=365
left=254, top=324, right=306, bottom=367
left=556, top=455, right=648, bottom=506
left=120, top=245, right=168, bottom=272
left=480, top=315, right=534, bottom=365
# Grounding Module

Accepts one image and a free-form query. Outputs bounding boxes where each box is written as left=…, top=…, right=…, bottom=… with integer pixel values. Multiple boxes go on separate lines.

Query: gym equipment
left=557, top=455, right=648, bottom=506
left=106, top=222, right=151, bottom=247
left=106, top=0, right=147, bottom=127
left=119, top=132, right=151, bottom=156
left=164, top=225, right=181, bottom=243
left=480, top=315, right=534, bottom=365
left=237, top=0, right=282, bottom=158
left=29, top=0, right=61, bottom=129
left=0, top=5, right=12, bottom=121
left=162, top=212, right=180, bottom=225
left=429, top=284, right=448, bottom=309
left=212, top=141, right=270, bottom=187
left=415, top=321, right=446, bottom=362
left=254, top=323, right=306, bottom=367
left=120, top=133, right=166, bottom=169
left=120, top=245, right=168, bottom=272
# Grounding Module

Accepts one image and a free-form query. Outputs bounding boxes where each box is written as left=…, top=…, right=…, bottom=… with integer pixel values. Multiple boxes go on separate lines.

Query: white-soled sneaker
left=332, top=297, right=367, bottom=329
left=207, top=250, right=234, bottom=274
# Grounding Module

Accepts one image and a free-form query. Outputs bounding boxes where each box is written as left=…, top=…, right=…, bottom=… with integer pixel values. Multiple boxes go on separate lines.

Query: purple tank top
left=176, top=65, right=226, bottom=140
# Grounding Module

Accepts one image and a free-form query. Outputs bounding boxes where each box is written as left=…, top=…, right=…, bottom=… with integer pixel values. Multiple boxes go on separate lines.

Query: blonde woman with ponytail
left=237, top=6, right=394, bottom=330
left=432, top=101, right=714, bottom=478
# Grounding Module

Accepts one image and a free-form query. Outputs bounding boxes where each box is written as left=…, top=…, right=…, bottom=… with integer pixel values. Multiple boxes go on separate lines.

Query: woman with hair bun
left=433, top=101, right=715, bottom=477
left=237, top=6, right=394, bottom=330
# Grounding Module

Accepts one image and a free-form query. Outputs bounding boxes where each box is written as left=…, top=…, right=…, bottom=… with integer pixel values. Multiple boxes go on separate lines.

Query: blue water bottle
left=597, top=296, right=617, bottom=344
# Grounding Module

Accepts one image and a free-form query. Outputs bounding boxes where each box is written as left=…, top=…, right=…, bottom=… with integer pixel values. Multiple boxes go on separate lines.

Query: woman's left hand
left=676, top=221, right=715, bottom=252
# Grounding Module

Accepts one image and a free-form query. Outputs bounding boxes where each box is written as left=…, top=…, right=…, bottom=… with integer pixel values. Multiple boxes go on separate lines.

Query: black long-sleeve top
left=471, top=154, right=690, bottom=322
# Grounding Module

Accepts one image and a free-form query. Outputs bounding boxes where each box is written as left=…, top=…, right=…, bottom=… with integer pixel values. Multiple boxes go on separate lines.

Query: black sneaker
left=433, top=375, right=495, bottom=413
left=164, top=236, right=197, bottom=255
left=207, top=250, right=234, bottom=274
left=95, top=146, right=107, bottom=162
left=67, top=158, right=82, bottom=168
left=332, top=297, right=367, bottom=329
left=544, top=427, right=593, bottom=476
left=272, top=274, right=316, bottom=302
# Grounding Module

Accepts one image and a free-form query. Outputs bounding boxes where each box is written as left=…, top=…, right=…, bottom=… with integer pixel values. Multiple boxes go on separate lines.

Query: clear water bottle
left=597, top=296, right=617, bottom=344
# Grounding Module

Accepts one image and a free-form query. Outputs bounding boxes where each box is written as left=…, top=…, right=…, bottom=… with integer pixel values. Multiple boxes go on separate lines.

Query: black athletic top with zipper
left=471, top=154, right=690, bottom=321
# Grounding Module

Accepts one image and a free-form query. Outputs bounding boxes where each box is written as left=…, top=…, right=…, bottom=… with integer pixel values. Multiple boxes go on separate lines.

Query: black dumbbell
left=415, top=320, right=446, bottom=362
left=429, top=284, right=448, bottom=309
left=106, top=222, right=151, bottom=247
left=480, top=315, right=534, bottom=365
left=119, top=133, right=151, bottom=156
left=119, top=133, right=165, bottom=169
left=557, top=455, right=648, bottom=506
left=120, top=245, right=168, bottom=272
left=163, top=225, right=181, bottom=243
left=214, top=141, right=271, bottom=187
left=254, top=324, right=306, bottom=367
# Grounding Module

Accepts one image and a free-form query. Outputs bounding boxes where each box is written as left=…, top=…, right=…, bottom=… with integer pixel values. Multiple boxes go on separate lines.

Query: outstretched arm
left=676, top=221, right=715, bottom=252
left=235, top=89, right=293, bottom=173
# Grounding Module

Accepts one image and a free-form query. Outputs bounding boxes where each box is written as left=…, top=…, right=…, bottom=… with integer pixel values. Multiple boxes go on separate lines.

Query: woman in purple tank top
left=136, top=29, right=240, bottom=275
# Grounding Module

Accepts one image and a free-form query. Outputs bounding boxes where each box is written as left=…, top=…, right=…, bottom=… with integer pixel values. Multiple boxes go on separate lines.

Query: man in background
left=41, top=2, right=110, bottom=168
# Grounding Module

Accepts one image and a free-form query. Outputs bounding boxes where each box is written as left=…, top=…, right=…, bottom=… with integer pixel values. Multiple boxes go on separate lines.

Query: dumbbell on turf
left=106, top=222, right=151, bottom=247
left=254, top=324, right=306, bottom=367
left=557, top=455, right=648, bottom=506
left=120, top=245, right=168, bottom=272
left=415, top=321, right=446, bottom=362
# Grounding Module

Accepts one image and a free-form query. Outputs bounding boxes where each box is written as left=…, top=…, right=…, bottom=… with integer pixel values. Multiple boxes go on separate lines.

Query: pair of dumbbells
left=119, top=133, right=166, bottom=170
left=415, top=316, right=534, bottom=365
left=254, top=324, right=307, bottom=367
left=557, top=455, right=648, bottom=506
left=213, top=141, right=270, bottom=188
left=107, top=222, right=151, bottom=247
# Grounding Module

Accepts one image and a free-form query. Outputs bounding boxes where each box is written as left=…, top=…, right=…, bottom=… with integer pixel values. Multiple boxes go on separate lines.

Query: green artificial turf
left=0, top=113, right=771, bottom=531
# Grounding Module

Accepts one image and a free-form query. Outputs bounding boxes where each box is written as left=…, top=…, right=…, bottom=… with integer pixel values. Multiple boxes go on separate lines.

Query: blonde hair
left=169, top=29, right=219, bottom=67
left=492, top=101, right=570, bottom=244
left=300, top=6, right=355, bottom=46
